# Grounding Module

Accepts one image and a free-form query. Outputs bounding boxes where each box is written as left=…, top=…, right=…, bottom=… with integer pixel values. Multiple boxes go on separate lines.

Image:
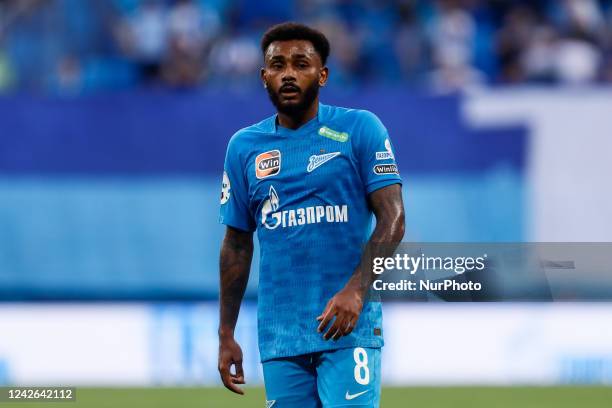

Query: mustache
left=279, top=83, right=301, bottom=93
left=266, top=78, right=319, bottom=116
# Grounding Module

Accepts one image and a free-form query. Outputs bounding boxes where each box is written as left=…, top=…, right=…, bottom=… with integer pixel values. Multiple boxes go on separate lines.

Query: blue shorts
left=262, top=347, right=381, bottom=408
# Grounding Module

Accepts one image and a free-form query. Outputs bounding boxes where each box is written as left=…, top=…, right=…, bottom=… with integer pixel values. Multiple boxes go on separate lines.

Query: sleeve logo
left=220, top=171, right=231, bottom=204
left=375, top=138, right=395, bottom=160
left=373, top=164, right=398, bottom=175
left=255, top=150, right=281, bottom=179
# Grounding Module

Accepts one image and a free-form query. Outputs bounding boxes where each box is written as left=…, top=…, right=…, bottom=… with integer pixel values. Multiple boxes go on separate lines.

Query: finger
left=331, top=323, right=345, bottom=341
left=232, top=361, right=245, bottom=384
left=219, top=364, right=244, bottom=395
left=324, top=315, right=343, bottom=340
left=219, top=366, right=231, bottom=388
left=230, top=375, right=245, bottom=385
left=316, top=300, right=332, bottom=322
left=344, top=318, right=355, bottom=335
left=230, top=370, right=245, bottom=384
left=333, top=315, right=350, bottom=340
left=226, top=378, right=244, bottom=395
left=317, top=305, right=335, bottom=333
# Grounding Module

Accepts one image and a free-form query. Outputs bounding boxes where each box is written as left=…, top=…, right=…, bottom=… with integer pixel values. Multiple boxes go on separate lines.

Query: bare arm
left=218, top=226, right=254, bottom=395
left=317, top=183, right=405, bottom=340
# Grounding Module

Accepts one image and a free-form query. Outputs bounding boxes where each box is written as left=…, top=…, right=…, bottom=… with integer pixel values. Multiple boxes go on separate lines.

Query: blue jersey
left=219, top=103, right=401, bottom=361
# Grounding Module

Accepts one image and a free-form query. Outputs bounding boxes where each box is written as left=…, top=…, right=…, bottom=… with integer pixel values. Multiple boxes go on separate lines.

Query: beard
left=267, top=80, right=320, bottom=117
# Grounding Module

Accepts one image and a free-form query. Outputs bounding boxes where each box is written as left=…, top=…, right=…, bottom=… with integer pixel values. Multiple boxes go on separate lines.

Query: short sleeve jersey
left=220, top=103, right=401, bottom=361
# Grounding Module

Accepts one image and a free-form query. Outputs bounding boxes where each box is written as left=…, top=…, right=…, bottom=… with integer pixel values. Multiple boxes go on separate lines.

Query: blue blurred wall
left=0, top=89, right=526, bottom=300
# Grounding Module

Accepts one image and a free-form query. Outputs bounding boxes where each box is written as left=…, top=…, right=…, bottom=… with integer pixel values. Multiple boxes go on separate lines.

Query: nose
left=281, top=66, right=297, bottom=83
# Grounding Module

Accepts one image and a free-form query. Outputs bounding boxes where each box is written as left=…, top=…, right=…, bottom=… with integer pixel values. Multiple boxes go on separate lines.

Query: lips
left=280, top=84, right=301, bottom=95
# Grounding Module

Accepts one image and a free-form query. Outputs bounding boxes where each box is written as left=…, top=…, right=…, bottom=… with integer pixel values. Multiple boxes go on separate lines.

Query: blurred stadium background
left=1, top=0, right=612, bottom=406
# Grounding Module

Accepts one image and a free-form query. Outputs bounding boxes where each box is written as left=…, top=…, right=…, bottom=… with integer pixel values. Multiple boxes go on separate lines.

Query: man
left=218, top=22, right=404, bottom=408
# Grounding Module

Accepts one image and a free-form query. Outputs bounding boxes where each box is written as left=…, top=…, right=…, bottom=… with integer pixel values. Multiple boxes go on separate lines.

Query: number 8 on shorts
left=354, top=347, right=370, bottom=385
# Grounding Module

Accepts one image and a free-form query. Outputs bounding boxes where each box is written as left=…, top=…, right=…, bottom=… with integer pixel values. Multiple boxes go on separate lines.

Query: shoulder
left=226, top=114, right=275, bottom=153
left=321, top=104, right=385, bottom=132
left=351, top=109, right=386, bottom=131
left=321, top=105, right=387, bottom=151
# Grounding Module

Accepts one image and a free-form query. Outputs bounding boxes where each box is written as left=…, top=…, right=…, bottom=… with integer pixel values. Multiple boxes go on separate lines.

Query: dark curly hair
left=261, top=22, right=330, bottom=65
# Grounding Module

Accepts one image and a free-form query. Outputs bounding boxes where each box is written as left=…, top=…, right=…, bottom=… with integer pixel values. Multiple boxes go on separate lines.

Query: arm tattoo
left=219, top=226, right=254, bottom=338
left=347, top=184, right=405, bottom=293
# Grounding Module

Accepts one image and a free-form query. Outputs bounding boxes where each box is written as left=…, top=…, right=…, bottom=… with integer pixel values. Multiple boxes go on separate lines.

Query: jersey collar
left=270, top=102, right=328, bottom=136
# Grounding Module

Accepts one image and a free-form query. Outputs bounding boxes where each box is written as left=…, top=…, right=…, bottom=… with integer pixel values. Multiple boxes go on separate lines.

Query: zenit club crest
left=255, top=150, right=281, bottom=179
left=307, top=151, right=341, bottom=173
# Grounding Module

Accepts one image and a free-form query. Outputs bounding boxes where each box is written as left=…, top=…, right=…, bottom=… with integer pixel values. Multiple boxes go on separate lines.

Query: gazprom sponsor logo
left=376, top=151, right=393, bottom=160
left=376, top=138, right=395, bottom=160
left=261, top=185, right=348, bottom=230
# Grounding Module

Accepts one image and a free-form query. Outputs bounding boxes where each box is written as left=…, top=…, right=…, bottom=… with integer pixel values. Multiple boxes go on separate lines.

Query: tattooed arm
left=317, top=183, right=405, bottom=340
left=218, top=226, right=254, bottom=395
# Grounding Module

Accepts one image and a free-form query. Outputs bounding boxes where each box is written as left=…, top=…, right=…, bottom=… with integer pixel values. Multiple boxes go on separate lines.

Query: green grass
left=1, top=387, right=611, bottom=407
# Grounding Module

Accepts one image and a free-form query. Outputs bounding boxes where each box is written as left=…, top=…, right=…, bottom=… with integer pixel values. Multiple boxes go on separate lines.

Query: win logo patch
left=256, top=150, right=281, bottom=179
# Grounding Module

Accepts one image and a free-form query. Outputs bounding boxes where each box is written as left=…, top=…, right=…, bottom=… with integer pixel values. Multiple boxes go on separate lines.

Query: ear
left=319, top=67, right=329, bottom=87
left=260, top=67, right=267, bottom=88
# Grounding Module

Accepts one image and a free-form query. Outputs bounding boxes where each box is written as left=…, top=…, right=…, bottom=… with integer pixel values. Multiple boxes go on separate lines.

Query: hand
left=316, top=285, right=364, bottom=341
left=218, top=335, right=245, bottom=395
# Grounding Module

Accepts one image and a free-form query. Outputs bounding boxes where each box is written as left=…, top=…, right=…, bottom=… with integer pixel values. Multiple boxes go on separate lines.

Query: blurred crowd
left=1, top=0, right=612, bottom=94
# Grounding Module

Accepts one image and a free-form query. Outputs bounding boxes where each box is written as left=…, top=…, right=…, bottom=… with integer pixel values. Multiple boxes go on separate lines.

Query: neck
left=277, top=98, right=319, bottom=130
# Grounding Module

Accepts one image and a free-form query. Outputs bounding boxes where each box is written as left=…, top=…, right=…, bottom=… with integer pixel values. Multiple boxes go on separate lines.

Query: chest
left=245, top=132, right=359, bottom=205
